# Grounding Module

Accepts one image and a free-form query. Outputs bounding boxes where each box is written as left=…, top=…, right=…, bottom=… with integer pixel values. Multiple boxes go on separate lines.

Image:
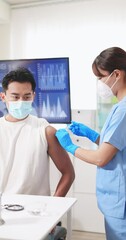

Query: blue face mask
left=8, top=101, right=33, bottom=119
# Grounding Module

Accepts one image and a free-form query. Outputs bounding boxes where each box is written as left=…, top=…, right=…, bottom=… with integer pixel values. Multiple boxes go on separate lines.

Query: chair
left=53, top=225, right=67, bottom=240
left=48, top=222, right=67, bottom=240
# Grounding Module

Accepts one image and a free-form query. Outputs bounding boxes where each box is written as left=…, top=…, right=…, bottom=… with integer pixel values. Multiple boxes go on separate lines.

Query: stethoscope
left=2, top=204, right=24, bottom=211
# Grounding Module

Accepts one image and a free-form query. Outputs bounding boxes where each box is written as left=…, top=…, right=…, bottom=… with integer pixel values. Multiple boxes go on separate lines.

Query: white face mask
left=97, top=71, right=118, bottom=99
left=97, top=81, right=114, bottom=99
left=8, top=101, right=33, bottom=119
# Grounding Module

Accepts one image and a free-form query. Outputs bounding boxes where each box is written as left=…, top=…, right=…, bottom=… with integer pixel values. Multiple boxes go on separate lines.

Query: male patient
left=0, top=67, right=75, bottom=240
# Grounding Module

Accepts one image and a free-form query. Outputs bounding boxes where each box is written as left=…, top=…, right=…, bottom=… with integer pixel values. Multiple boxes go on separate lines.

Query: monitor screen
left=0, top=58, right=71, bottom=123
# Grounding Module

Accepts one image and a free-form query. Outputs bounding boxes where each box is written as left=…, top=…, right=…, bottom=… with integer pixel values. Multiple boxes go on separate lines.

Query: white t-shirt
left=0, top=114, right=50, bottom=195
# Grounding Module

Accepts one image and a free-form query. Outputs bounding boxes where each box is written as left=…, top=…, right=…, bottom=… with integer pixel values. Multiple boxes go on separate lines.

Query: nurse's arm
left=74, top=142, right=118, bottom=167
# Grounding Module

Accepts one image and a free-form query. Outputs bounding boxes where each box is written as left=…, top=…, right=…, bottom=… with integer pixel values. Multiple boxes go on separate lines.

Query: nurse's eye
left=97, top=75, right=106, bottom=80
left=97, top=77, right=102, bottom=80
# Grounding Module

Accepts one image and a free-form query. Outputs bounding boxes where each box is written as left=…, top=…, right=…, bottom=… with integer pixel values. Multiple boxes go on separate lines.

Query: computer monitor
left=0, top=58, right=71, bottom=123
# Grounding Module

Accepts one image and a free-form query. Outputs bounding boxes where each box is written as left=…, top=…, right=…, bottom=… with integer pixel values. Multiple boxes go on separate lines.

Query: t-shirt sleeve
left=41, top=118, right=50, bottom=128
left=103, top=107, right=126, bottom=151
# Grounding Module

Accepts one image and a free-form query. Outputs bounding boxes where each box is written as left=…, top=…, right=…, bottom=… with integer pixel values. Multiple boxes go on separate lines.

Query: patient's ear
left=0, top=92, right=6, bottom=102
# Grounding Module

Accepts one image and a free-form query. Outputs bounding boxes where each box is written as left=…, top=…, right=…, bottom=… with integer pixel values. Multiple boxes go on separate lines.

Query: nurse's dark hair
left=2, top=67, right=36, bottom=92
left=92, top=47, right=126, bottom=77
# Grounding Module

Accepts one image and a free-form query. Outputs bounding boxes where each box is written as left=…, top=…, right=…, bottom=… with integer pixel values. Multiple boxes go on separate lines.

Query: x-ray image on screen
left=0, top=58, right=71, bottom=123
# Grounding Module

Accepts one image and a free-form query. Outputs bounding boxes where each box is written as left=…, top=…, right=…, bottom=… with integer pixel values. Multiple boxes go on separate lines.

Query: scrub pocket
left=96, top=168, right=122, bottom=209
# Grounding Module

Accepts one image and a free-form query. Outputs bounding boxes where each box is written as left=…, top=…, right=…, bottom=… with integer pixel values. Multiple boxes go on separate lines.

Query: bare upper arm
left=45, top=125, right=74, bottom=174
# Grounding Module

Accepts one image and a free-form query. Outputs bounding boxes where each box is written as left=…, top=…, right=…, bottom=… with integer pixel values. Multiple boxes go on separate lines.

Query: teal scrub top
left=96, top=96, right=126, bottom=218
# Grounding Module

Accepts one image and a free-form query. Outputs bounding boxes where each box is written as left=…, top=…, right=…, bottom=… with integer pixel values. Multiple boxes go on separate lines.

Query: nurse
left=55, top=47, right=126, bottom=240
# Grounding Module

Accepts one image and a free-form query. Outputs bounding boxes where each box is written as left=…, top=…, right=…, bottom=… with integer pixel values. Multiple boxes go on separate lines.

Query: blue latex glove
left=55, top=129, right=79, bottom=155
left=68, top=121, right=99, bottom=143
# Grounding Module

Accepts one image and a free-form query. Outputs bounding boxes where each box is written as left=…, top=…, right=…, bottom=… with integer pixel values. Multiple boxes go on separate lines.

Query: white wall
left=0, top=0, right=10, bottom=23
left=0, top=0, right=10, bottom=59
left=8, top=0, right=126, bottom=110
left=0, top=24, right=10, bottom=58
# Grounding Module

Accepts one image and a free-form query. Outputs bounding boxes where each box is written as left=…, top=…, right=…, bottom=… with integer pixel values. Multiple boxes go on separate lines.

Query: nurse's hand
left=55, top=129, right=79, bottom=155
left=69, top=121, right=99, bottom=143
